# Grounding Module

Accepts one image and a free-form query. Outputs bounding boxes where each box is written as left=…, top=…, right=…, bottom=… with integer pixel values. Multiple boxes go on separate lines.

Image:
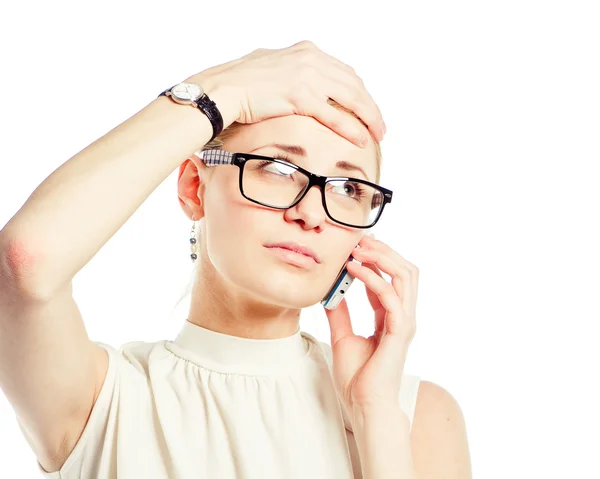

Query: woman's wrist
left=184, top=72, right=241, bottom=132
left=150, top=93, right=215, bottom=151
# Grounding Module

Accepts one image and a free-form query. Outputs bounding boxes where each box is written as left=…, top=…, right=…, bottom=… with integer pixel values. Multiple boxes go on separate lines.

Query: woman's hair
left=167, top=98, right=383, bottom=320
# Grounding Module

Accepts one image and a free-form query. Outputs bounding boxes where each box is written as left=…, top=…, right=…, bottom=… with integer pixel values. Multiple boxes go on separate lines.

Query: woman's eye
left=267, top=163, right=294, bottom=176
left=330, top=182, right=366, bottom=201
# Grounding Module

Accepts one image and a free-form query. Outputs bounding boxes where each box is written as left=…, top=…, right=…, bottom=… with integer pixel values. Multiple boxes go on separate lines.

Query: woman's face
left=180, top=113, right=379, bottom=309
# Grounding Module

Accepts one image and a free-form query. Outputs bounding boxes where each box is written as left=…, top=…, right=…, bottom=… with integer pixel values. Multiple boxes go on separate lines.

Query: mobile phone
left=320, top=250, right=358, bottom=310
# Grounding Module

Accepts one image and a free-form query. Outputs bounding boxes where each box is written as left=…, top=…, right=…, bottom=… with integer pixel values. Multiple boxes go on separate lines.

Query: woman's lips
left=265, top=246, right=318, bottom=269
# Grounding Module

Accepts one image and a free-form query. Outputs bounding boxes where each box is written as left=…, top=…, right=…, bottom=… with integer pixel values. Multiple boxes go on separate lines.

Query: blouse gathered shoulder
left=33, top=320, right=420, bottom=479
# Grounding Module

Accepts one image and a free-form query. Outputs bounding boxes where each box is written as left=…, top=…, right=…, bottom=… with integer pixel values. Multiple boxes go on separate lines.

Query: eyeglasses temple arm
left=193, top=149, right=234, bottom=167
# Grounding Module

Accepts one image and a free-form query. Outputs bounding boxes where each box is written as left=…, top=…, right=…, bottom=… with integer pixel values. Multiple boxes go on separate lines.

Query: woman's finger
left=324, top=297, right=354, bottom=346
left=320, top=76, right=385, bottom=143
left=302, top=44, right=385, bottom=142
left=358, top=237, right=419, bottom=314
left=352, top=247, right=409, bottom=305
left=292, top=86, right=371, bottom=148
left=346, top=261, right=405, bottom=336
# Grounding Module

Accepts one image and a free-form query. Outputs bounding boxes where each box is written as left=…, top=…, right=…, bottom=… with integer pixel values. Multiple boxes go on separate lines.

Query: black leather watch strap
left=195, top=94, right=224, bottom=142
left=158, top=87, right=224, bottom=142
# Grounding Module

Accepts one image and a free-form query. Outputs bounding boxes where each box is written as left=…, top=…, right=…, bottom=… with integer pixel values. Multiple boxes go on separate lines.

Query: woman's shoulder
left=94, top=338, right=172, bottom=378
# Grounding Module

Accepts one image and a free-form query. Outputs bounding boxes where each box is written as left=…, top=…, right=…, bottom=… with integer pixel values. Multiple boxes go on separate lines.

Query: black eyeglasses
left=196, top=149, right=393, bottom=229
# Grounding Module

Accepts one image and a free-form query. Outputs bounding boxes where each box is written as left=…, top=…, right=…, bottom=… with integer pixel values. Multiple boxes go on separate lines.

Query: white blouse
left=35, top=320, right=420, bottom=478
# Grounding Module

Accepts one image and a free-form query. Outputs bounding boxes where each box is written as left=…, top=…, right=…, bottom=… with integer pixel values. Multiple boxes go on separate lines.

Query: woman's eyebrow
left=249, top=143, right=371, bottom=181
left=270, top=143, right=307, bottom=156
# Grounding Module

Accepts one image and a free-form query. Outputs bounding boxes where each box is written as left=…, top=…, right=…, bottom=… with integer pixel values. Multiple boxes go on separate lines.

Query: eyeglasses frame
left=196, top=149, right=393, bottom=229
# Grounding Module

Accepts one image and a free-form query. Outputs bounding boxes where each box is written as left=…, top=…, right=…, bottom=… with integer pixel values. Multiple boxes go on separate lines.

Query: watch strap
left=158, top=85, right=224, bottom=142
left=194, top=95, right=224, bottom=142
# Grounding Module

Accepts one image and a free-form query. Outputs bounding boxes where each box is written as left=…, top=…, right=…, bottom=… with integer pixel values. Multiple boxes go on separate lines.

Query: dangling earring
left=189, top=217, right=199, bottom=262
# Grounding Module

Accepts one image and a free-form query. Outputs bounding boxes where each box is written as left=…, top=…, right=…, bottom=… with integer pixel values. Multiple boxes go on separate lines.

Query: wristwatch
left=158, top=81, right=224, bottom=142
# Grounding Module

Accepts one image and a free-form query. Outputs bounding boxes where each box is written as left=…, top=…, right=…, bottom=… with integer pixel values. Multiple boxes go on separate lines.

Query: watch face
left=171, top=83, right=203, bottom=102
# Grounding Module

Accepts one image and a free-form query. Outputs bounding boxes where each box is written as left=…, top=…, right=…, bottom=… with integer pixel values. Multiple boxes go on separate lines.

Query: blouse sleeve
left=32, top=341, right=121, bottom=478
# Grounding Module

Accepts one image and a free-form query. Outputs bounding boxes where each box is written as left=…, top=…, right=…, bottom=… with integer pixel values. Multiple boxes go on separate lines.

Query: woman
left=0, top=41, right=471, bottom=478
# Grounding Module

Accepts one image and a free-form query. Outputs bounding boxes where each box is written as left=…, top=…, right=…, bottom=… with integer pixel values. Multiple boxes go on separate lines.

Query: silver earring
left=189, top=218, right=199, bottom=262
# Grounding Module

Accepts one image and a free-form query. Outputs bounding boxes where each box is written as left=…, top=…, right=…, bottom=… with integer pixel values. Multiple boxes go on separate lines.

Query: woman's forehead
left=228, top=116, right=377, bottom=171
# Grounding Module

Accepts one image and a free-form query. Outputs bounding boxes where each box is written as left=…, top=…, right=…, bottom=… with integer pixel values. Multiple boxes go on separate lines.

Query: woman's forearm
left=0, top=79, right=227, bottom=299
left=352, top=403, right=417, bottom=479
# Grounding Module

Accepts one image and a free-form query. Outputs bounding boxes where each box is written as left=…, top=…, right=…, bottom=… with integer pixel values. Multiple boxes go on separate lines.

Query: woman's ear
left=178, top=158, right=206, bottom=221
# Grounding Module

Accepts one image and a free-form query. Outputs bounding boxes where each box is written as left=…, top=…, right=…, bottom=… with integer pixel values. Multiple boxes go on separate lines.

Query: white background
left=1, top=0, right=599, bottom=477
